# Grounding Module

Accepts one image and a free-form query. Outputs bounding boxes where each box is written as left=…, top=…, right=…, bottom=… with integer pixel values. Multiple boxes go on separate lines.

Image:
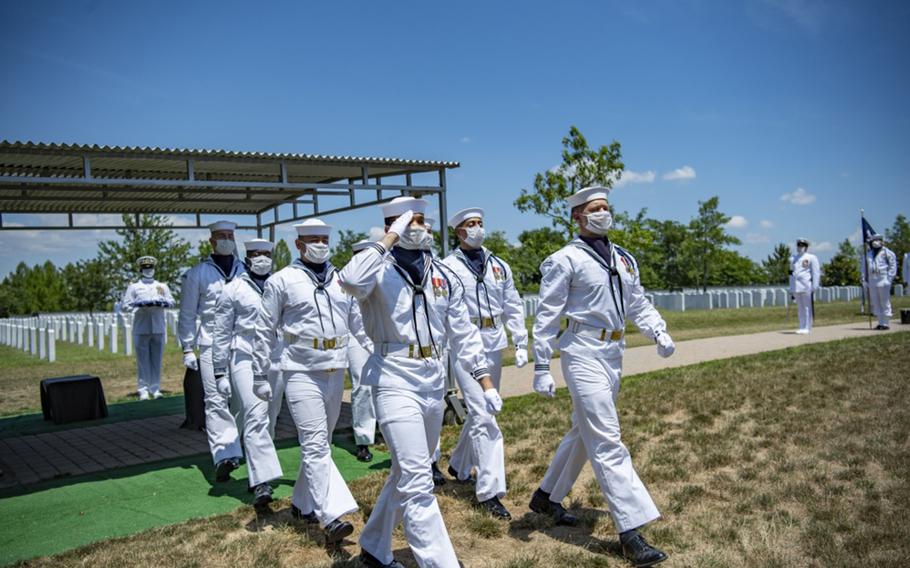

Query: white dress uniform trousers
left=339, top=242, right=490, bottom=568
left=534, top=239, right=667, bottom=533
left=178, top=257, right=246, bottom=464
left=212, top=273, right=283, bottom=487
left=862, top=247, right=898, bottom=327
left=348, top=338, right=377, bottom=446
left=789, top=252, right=821, bottom=332
left=254, top=259, right=372, bottom=527
left=123, top=278, right=175, bottom=396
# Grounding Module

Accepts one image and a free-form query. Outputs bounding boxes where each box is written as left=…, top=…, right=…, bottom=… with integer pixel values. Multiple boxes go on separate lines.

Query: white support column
left=124, top=323, right=133, bottom=356
left=48, top=329, right=56, bottom=362
left=38, top=327, right=46, bottom=359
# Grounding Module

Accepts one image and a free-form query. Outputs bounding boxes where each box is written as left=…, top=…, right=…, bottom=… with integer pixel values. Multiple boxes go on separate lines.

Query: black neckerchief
left=570, top=237, right=626, bottom=322
left=303, top=260, right=329, bottom=282
left=390, top=248, right=439, bottom=357
left=454, top=247, right=497, bottom=327
left=461, top=247, right=486, bottom=275
left=290, top=258, right=338, bottom=335
left=391, top=248, right=426, bottom=285
left=211, top=254, right=235, bottom=278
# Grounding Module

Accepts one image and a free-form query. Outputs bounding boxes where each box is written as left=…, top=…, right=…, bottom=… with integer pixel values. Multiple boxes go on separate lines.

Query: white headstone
left=48, top=328, right=56, bottom=362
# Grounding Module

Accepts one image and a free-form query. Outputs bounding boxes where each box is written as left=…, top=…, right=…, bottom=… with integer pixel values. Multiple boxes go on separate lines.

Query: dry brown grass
left=12, top=332, right=910, bottom=567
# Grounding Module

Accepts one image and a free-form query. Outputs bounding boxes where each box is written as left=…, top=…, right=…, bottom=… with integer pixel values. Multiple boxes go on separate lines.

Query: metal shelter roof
left=0, top=141, right=457, bottom=240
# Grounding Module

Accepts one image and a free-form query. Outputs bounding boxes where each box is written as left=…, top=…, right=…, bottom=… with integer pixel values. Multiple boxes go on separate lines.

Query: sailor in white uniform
left=212, top=238, right=283, bottom=507
left=177, top=220, right=246, bottom=482
left=122, top=256, right=175, bottom=400
left=530, top=186, right=674, bottom=568
left=339, top=197, right=503, bottom=568
left=789, top=239, right=821, bottom=334
left=254, top=219, right=372, bottom=544
left=441, top=207, right=529, bottom=519
left=348, top=239, right=379, bottom=463
left=861, top=234, right=898, bottom=330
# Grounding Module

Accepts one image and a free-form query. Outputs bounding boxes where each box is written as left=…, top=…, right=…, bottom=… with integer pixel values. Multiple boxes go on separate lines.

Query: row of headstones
left=0, top=310, right=182, bottom=361
left=521, top=285, right=904, bottom=315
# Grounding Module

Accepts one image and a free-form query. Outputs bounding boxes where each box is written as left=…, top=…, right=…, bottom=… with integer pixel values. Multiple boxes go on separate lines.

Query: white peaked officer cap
left=351, top=239, right=372, bottom=252
left=448, top=207, right=484, bottom=228
left=796, top=238, right=809, bottom=245
left=244, top=238, right=274, bottom=253
left=208, top=220, right=237, bottom=232
left=566, top=186, right=612, bottom=209
left=382, top=196, right=429, bottom=218
left=137, top=256, right=157, bottom=267
left=294, top=218, right=332, bottom=236
left=871, top=233, right=884, bottom=241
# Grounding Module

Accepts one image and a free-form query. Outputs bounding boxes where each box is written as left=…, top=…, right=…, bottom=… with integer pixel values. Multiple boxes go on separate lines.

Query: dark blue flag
left=861, top=216, right=877, bottom=243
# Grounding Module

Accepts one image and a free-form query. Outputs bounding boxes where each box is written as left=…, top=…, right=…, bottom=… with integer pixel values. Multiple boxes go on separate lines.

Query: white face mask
left=797, top=246, right=807, bottom=254
left=303, top=242, right=331, bottom=264
left=249, top=256, right=272, bottom=276
left=583, top=210, right=613, bottom=235
left=399, top=226, right=432, bottom=250
left=462, top=225, right=485, bottom=248
left=141, top=268, right=155, bottom=279
left=214, top=238, right=235, bottom=255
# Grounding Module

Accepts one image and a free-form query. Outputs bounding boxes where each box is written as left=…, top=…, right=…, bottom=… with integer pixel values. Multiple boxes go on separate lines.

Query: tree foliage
left=514, top=126, right=624, bottom=239
left=272, top=239, right=292, bottom=271
left=684, top=197, right=741, bottom=292
left=762, top=243, right=791, bottom=285
left=330, top=230, right=369, bottom=268
left=822, top=239, right=861, bottom=286
left=885, top=214, right=910, bottom=284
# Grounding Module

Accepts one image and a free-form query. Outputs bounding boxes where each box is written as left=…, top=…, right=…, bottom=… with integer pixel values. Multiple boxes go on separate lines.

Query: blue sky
left=1, top=0, right=908, bottom=276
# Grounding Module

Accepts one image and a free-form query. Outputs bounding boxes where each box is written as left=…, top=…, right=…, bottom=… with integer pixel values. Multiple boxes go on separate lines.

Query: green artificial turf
left=0, top=434, right=389, bottom=567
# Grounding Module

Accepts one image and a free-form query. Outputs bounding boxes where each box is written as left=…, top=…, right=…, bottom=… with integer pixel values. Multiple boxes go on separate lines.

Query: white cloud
left=745, top=233, right=770, bottom=244
left=848, top=228, right=862, bottom=244
left=460, top=136, right=471, bottom=144
left=813, top=241, right=834, bottom=252
left=662, top=165, right=696, bottom=181
left=613, top=170, right=656, bottom=188
left=726, top=215, right=749, bottom=229
left=779, top=187, right=816, bottom=205
left=760, top=219, right=774, bottom=229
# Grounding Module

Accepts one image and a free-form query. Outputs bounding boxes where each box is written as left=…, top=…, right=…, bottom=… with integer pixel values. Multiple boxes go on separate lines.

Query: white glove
left=533, top=369, right=556, bottom=398
left=388, top=210, right=414, bottom=238
left=183, top=351, right=198, bottom=370
left=656, top=331, right=675, bottom=358
left=253, top=376, right=272, bottom=401
left=216, top=376, right=232, bottom=398
left=483, top=388, right=503, bottom=415
left=514, top=348, right=529, bottom=368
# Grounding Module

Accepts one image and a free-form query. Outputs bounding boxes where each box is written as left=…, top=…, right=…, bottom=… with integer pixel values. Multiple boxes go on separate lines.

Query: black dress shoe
left=356, top=445, right=374, bottom=462
left=360, top=548, right=404, bottom=568
left=431, top=461, right=447, bottom=487
left=324, top=518, right=354, bottom=544
left=479, top=496, right=512, bottom=520
left=621, top=531, right=668, bottom=567
left=448, top=464, right=475, bottom=484
left=529, top=488, right=578, bottom=526
left=291, top=504, right=318, bottom=523
left=881, top=324, right=890, bottom=330
left=252, top=483, right=273, bottom=507
left=214, top=458, right=239, bottom=482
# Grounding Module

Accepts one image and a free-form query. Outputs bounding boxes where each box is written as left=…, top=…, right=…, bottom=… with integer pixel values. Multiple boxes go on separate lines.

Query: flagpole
left=861, top=209, right=872, bottom=329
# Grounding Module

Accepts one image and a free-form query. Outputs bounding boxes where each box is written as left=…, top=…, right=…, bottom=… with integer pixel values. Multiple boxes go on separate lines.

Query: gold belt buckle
left=610, top=330, right=623, bottom=341
left=599, top=328, right=607, bottom=341
left=420, top=346, right=433, bottom=358
left=324, top=338, right=337, bottom=350
left=483, top=317, right=494, bottom=328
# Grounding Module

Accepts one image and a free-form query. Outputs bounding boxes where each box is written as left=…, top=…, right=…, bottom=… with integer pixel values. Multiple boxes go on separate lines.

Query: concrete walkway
left=497, top=320, right=909, bottom=398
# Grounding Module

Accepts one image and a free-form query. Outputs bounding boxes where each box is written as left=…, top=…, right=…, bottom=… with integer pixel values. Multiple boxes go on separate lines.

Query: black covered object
left=180, top=367, right=206, bottom=431
left=901, top=308, right=910, bottom=325
left=40, top=375, right=108, bottom=424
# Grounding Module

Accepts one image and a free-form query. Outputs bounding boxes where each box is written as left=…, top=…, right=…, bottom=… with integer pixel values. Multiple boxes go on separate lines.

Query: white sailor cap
left=567, top=186, right=611, bottom=209
left=294, top=218, right=332, bottom=237
left=870, top=233, right=884, bottom=241
left=448, top=207, right=484, bottom=228
left=351, top=239, right=372, bottom=253
left=382, top=196, right=428, bottom=219
left=244, top=238, right=274, bottom=253
left=425, top=217, right=436, bottom=229
left=208, top=220, right=237, bottom=233
left=137, top=256, right=157, bottom=267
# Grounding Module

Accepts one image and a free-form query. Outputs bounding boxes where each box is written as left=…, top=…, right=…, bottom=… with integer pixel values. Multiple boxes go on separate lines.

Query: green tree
left=330, top=230, right=369, bottom=268
left=822, top=239, right=861, bottom=286
left=482, top=230, right=514, bottom=259
left=508, top=227, right=568, bottom=293
left=885, top=214, right=910, bottom=284
left=61, top=258, right=115, bottom=312
left=98, top=214, right=192, bottom=298
left=194, top=239, right=213, bottom=265
left=647, top=219, right=691, bottom=291
left=710, top=250, right=764, bottom=286
left=762, top=243, right=791, bottom=285
left=272, top=239, right=292, bottom=271
left=683, top=197, right=741, bottom=292
left=515, top=126, right=624, bottom=240
left=0, top=261, right=66, bottom=315
left=611, top=209, right=660, bottom=289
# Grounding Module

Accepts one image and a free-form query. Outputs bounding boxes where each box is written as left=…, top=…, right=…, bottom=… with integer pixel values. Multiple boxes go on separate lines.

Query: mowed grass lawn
left=13, top=331, right=909, bottom=567
left=2, top=298, right=907, bottom=416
